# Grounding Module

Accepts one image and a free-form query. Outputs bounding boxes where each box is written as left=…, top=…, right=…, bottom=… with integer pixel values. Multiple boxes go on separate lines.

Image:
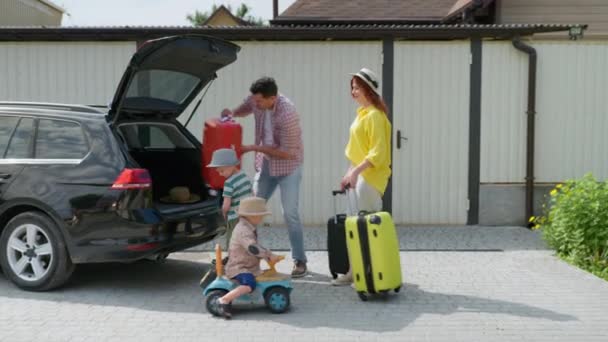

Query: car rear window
left=118, top=123, right=196, bottom=150
left=125, top=70, right=199, bottom=107
left=35, top=119, right=89, bottom=159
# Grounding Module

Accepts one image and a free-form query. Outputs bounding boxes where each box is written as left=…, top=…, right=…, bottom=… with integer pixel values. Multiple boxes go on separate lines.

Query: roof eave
left=0, top=25, right=587, bottom=42
left=270, top=18, right=443, bottom=25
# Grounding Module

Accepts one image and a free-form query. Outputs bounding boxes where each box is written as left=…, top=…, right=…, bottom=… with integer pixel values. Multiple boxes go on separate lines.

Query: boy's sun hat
left=207, top=148, right=239, bottom=167
left=350, top=67, right=381, bottom=96
left=237, top=197, right=271, bottom=217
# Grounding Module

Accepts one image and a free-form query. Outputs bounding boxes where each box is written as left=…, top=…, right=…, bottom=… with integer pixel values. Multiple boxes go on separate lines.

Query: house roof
left=272, top=0, right=481, bottom=24
left=203, top=5, right=251, bottom=26
left=0, top=24, right=585, bottom=41
left=38, top=0, right=65, bottom=14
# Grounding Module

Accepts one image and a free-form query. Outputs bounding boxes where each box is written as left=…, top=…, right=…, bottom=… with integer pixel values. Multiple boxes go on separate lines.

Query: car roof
left=0, top=102, right=108, bottom=121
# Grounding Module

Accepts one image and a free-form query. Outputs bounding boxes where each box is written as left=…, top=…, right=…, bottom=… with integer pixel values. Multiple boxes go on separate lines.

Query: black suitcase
left=327, top=190, right=350, bottom=279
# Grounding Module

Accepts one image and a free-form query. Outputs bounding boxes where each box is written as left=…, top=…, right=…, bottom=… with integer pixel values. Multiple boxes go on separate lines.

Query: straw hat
left=160, top=186, right=200, bottom=203
left=350, top=67, right=381, bottom=95
left=207, top=148, right=239, bottom=168
left=237, top=197, right=271, bottom=216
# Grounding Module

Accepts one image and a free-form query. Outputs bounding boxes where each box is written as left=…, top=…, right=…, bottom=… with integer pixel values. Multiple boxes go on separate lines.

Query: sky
left=57, top=0, right=298, bottom=27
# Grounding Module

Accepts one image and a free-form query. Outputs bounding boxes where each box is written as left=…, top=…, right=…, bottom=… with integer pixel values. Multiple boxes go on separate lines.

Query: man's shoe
left=291, top=260, right=307, bottom=278
left=331, top=273, right=353, bottom=286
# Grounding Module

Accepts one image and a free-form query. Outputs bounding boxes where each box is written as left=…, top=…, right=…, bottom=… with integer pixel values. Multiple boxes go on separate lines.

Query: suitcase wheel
left=394, top=286, right=401, bottom=293
left=331, top=272, right=338, bottom=279
left=357, top=292, right=368, bottom=301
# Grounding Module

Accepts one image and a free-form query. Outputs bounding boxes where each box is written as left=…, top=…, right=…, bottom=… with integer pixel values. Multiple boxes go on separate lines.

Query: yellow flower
left=556, top=184, right=563, bottom=189
left=550, top=189, right=557, bottom=196
left=533, top=224, right=540, bottom=230
left=529, top=216, right=536, bottom=223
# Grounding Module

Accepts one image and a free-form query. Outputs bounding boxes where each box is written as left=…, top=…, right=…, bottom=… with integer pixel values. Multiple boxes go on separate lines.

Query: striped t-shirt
left=223, top=170, right=253, bottom=221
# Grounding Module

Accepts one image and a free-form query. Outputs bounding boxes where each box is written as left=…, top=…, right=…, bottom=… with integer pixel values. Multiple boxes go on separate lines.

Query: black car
left=0, top=35, right=240, bottom=291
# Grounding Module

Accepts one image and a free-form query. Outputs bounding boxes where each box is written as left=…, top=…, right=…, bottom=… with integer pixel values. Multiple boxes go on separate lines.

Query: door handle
left=396, top=130, right=408, bottom=149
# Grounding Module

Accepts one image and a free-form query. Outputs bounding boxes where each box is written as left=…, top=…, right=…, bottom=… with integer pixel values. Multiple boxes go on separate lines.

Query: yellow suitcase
left=345, top=211, right=402, bottom=301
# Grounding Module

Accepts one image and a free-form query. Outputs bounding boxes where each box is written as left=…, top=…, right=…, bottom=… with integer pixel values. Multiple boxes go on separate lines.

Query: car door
left=0, top=115, right=34, bottom=201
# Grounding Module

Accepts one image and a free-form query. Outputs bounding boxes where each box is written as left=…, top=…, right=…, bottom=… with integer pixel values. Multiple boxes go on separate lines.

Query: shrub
left=531, top=173, right=608, bottom=281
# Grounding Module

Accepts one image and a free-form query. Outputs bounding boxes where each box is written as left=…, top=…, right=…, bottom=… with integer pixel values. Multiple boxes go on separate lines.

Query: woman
left=333, top=67, right=392, bottom=286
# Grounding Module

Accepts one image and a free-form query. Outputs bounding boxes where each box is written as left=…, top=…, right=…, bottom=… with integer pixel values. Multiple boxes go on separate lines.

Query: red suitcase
left=202, top=117, right=242, bottom=189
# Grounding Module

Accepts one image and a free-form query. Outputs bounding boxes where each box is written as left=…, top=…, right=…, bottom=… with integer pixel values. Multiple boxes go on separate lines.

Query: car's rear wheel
left=0, top=211, right=74, bottom=291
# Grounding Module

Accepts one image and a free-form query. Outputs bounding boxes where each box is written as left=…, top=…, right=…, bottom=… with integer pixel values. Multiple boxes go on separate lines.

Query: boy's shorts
left=232, top=273, right=256, bottom=291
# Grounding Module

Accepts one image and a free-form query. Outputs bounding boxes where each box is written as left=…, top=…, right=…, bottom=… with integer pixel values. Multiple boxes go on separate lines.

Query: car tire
left=0, top=211, right=74, bottom=291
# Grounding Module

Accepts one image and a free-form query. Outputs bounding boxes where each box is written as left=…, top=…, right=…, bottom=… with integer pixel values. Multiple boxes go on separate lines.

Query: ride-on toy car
left=202, top=244, right=292, bottom=315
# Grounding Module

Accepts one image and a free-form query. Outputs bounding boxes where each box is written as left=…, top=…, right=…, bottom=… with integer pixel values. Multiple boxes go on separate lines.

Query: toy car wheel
left=264, top=287, right=290, bottom=314
left=205, top=289, right=228, bottom=316
left=394, top=286, right=401, bottom=293
left=358, top=292, right=368, bottom=301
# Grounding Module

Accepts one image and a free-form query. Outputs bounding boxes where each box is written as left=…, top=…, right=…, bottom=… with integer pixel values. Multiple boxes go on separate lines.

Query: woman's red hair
left=351, top=76, right=389, bottom=114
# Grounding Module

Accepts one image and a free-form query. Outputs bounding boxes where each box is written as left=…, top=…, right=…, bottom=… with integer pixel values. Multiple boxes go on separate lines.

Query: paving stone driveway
left=1, top=226, right=607, bottom=342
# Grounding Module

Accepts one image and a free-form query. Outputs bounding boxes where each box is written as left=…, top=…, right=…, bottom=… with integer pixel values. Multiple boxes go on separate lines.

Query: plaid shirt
left=234, top=94, right=304, bottom=176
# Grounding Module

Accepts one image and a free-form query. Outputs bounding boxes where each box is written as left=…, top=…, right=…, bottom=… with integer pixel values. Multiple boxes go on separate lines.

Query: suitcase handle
left=332, top=189, right=346, bottom=223
left=332, top=186, right=361, bottom=222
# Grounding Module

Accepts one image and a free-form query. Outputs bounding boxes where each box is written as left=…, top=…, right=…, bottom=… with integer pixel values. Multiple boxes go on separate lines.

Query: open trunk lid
left=108, top=35, right=240, bottom=123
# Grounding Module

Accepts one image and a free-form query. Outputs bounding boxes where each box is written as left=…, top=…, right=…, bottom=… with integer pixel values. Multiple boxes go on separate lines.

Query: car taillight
left=111, top=168, right=151, bottom=190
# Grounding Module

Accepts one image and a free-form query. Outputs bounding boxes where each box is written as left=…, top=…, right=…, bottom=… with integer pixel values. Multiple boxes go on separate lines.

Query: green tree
left=186, top=3, right=265, bottom=27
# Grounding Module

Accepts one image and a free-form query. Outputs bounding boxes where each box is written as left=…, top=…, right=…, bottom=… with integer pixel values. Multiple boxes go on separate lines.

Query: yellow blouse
left=344, top=106, right=392, bottom=194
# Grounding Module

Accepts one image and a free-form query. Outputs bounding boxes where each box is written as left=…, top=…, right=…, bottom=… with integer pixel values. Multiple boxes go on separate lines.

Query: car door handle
left=0, top=173, right=11, bottom=179
left=396, top=130, right=408, bottom=149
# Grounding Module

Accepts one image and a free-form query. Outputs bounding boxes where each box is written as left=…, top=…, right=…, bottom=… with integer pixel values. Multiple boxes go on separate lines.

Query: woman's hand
left=341, top=168, right=359, bottom=190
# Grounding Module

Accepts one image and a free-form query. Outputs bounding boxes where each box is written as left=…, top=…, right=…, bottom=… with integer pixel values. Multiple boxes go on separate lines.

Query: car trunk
left=128, top=149, right=205, bottom=202
left=114, top=120, right=217, bottom=212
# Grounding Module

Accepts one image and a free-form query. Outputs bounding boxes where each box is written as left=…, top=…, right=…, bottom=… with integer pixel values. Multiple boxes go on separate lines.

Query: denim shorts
left=233, top=273, right=256, bottom=291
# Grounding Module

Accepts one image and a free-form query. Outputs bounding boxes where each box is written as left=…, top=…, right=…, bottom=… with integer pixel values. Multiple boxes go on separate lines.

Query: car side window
left=5, top=117, right=34, bottom=159
left=0, top=116, right=20, bottom=158
left=35, top=119, right=89, bottom=159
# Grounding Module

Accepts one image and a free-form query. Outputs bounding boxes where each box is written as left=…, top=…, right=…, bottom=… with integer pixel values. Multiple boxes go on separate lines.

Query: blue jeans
left=255, top=160, right=307, bottom=263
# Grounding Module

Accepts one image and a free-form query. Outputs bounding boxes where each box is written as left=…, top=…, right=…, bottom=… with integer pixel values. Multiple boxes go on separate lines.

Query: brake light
left=111, top=168, right=151, bottom=190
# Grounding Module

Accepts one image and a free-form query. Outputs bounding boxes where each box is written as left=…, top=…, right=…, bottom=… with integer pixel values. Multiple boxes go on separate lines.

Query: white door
left=392, top=41, right=470, bottom=224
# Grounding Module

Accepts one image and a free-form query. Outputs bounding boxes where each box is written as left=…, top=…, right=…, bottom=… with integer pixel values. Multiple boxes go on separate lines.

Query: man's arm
left=242, top=145, right=295, bottom=160
left=222, top=96, right=254, bottom=118
left=241, top=109, right=300, bottom=160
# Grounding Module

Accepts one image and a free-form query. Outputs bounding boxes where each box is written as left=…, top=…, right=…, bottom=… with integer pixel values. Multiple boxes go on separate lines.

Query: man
left=222, top=77, right=307, bottom=277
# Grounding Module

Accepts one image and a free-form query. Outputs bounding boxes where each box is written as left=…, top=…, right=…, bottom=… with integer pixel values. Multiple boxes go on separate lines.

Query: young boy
left=207, top=148, right=253, bottom=261
left=211, top=196, right=282, bottom=319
